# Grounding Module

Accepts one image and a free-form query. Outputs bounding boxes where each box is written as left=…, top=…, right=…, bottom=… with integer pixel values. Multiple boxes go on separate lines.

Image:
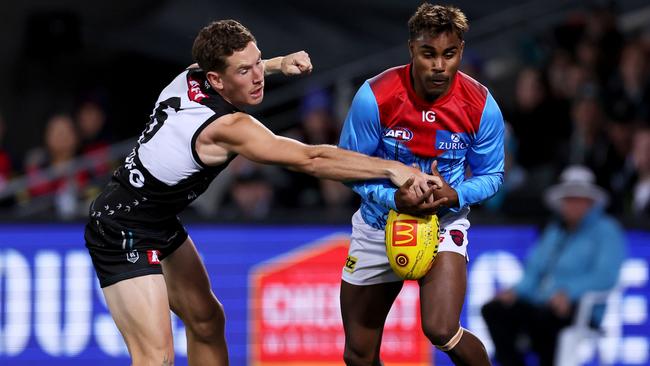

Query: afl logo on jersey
left=384, top=127, right=413, bottom=141
left=188, top=79, right=208, bottom=102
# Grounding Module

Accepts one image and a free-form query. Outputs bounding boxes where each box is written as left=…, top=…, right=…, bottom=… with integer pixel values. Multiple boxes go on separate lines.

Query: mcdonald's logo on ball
left=385, top=210, right=440, bottom=280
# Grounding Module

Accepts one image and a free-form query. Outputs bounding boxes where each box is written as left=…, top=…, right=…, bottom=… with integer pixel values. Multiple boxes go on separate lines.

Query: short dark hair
left=192, top=19, right=256, bottom=72
left=408, top=3, right=469, bottom=41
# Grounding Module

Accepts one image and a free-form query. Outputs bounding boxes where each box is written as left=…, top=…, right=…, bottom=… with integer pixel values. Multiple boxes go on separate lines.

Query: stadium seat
left=554, top=287, right=622, bottom=366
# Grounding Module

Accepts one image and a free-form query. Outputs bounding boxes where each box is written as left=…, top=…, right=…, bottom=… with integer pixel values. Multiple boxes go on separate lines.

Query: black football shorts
left=84, top=181, right=188, bottom=288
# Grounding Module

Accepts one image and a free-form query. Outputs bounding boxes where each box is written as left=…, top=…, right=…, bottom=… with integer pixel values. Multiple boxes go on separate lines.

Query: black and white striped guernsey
left=97, top=69, right=240, bottom=222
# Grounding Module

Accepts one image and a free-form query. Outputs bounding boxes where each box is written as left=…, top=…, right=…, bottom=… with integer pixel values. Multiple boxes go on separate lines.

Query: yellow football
left=385, top=210, right=440, bottom=280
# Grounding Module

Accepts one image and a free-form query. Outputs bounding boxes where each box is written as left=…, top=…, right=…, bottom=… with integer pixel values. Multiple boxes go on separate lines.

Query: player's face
left=409, top=31, right=464, bottom=102
left=211, top=41, right=265, bottom=107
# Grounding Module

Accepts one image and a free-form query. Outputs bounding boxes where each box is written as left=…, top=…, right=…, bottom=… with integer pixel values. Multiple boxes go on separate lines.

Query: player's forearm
left=454, top=172, right=503, bottom=209
left=350, top=182, right=398, bottom=210
left=296, top=145, right=400, bottom=182
left=263, top=57, right=283, bottom=76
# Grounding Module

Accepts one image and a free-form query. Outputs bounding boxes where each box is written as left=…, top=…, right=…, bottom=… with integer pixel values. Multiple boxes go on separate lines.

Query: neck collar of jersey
left=405, top=63, right=458, bottom=108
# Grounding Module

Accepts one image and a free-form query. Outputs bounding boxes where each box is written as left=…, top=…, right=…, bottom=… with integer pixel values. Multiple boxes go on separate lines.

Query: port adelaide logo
left=384, top=127, right=413, bottom=141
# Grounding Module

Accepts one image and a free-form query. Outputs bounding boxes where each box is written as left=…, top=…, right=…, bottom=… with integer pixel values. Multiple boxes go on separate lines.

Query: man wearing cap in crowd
left=481, top=165, right=626, bottom=366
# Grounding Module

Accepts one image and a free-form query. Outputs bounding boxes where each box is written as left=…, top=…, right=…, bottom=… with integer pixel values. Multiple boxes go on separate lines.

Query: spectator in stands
left=563, top=63, right=596, bottom=102
left=0, top=113, right=15, bottom=207
left=546, top=50, right=574, bottom=102
left=552, top=4, right=623, bottom=85
left=483, top=122, right=525, bottom=213
left=632, top=125, right=650, bottom=216
left=299, top=89, right=339, bottom=145
left=223, top=157, right=283, bottom=219
left=575, top=37, right=600, bottom=76
left=283, top=89, right=355, bottom=210
left=605, top=40, right=650, bottom=123
left=75, top=98, right=115, bottom=205
left=608, top=125, right=637, bottom=214
left=76, top=98, right=113, bottom=168
left=507, top=67, right=569, bottom=188
left=582, top=4, right=624, bottom=82
left=229, top=170, right=274, bottom=219
left=0, top=114, right=11, bottom=182
left=481, top=165, right=626, bottom=366
left=565, top=88, right=614, bottom=186
left=24, top=113, right=87, bottom=218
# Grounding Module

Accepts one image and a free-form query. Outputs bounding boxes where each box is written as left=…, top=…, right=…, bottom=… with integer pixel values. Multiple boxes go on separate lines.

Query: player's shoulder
left=368, top=65, right=406, bottom=86
left=199, top=111, right=255, bottom=146
left=156, top=69, right=209, bottom=107
left=162, top=68, right=239, bottom=115
left=366, top=65, right=409, bottom=104
left=454, top=71, right=490, bottom=108
left=213, top=111, right=250, bottom=127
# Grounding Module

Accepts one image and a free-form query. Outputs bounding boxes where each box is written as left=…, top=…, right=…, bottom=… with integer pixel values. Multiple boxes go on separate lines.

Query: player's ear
left=408, top=40, right=414, bottom=59
left=459, top=40, right=465, bottom=59
left=206, top=71, right=224, bottom=91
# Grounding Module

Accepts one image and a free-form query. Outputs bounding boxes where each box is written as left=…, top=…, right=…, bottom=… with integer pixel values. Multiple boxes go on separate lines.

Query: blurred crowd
left=0, top=96, right=114, bottom=218
left=0, top=4, right=649, bottom=222
left=489, top=5, right=650, bottom=221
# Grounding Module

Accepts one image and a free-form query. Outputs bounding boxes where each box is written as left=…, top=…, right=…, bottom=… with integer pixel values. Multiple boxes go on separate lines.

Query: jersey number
left=125, top=97, right=181, bottom=188
left=138, top=97, right=182, bottom=144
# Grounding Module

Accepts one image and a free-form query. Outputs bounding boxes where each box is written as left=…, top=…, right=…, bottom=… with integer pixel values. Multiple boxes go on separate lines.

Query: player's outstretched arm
left=263, top=51, right=313, bottom=76
left=185, top=51, right=312, bottom=75
left=207, top=113, right=440, bottom=189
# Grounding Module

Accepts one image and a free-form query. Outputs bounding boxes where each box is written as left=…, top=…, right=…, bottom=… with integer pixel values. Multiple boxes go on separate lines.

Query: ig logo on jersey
left=384, top=127, right=413, bottom=141
left=422, top=110, right=436, bottom=123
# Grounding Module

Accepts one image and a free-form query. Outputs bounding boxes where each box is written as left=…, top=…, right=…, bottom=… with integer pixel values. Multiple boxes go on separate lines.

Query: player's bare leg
left=162, top=237, right=228, bottom=366
left=340, top=280, right=403, bottom=366
left=419, top=252, right=490, bottom=365
left=103, top=275, right=174, bottom=365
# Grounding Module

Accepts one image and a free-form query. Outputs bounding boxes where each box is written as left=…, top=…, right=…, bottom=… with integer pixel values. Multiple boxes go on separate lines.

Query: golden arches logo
left=392, top=220, right=418, bottom=246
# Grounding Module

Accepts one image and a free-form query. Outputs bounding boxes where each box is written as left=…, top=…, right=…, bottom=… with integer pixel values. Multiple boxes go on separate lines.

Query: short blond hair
left=408, top=3, right=469, bottom=40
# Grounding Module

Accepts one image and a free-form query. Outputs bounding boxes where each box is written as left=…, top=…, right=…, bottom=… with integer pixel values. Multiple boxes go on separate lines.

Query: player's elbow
left=491, top=172, right=504, bottom=196
left=289, top=146, right=327, bottom=177
left=290, top=157, right=321, bottom=177
left=495, top=171, right=504, bottom=187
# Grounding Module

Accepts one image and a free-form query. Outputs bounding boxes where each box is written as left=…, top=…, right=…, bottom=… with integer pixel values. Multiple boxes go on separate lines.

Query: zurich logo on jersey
left=436, top=131, right=469, bottom=150
left=384, top=127, right=413, bottom=141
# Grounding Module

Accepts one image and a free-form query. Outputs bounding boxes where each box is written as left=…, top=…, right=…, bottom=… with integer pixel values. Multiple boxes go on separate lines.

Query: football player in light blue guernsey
left=338, top=3, right=504, bottom=365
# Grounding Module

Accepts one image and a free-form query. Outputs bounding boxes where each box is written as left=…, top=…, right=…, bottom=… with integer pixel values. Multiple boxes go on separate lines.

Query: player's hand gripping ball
left=385, top=210, right=440, bottom=280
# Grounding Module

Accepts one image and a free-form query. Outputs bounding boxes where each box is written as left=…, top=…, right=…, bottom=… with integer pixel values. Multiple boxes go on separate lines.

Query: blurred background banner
left=250, top=236, right=430, bottom=366
left=0, top=224, right=647, bottom=366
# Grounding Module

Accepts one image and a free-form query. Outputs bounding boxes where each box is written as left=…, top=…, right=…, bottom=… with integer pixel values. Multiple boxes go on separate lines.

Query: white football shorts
left=342, top=209, right=470, bottom=285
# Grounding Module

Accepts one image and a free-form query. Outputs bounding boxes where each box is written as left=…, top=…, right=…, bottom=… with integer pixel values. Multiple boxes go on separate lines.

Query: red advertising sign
left=250, top=234, right=432, bottom=366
